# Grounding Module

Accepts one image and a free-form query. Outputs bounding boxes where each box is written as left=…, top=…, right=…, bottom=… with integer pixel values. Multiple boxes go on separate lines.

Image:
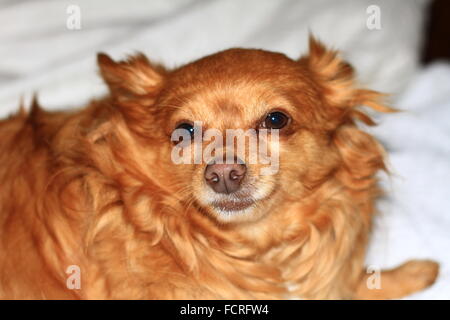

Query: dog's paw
left=398, top=259, right=439, bottom=291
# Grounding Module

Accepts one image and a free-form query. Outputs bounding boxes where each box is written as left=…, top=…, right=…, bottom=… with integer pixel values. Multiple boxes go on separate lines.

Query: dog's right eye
left=171, top=122, right=195, bottom=146
left=175, top=122, right=195, bottom=137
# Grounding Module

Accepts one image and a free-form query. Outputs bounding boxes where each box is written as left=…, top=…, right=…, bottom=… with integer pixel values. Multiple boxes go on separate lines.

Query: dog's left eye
left=260, top=111, right=290, bottom=129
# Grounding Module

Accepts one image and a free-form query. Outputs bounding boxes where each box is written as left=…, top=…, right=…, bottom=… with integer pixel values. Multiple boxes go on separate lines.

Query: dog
left=0, top=36, right=438, bottom=299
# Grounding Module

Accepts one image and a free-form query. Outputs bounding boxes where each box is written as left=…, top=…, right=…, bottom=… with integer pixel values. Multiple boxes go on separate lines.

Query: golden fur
left=0, top=37, right=438, bottom=299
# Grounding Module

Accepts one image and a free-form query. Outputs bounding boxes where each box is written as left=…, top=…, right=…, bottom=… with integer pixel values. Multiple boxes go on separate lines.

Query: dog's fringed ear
left=97, top=53, right=165, bottom=99
left=299, top=35, right=394, bottom=125
left=97, top=53, right=167, bottom=137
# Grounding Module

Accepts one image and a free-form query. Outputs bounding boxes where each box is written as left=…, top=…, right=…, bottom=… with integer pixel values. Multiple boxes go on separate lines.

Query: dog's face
left=155, top=49, right=344, bottom=224
left=98, top=38, right=372, bottom=224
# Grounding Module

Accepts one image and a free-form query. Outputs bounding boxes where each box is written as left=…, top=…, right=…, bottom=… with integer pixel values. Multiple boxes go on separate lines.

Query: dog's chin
left=207, top=202, right=260, bottom=223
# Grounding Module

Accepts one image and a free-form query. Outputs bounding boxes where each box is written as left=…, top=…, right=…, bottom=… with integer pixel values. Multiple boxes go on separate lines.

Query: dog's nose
left=204, top=163, right=247, bottom=194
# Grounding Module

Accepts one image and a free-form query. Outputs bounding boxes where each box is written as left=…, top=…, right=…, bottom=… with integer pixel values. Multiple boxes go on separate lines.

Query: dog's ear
left=97, top=53, right=167, bottom=137
left=97, top=53, right=165, bottom=99
left=299, top=35, right=393, bottom=125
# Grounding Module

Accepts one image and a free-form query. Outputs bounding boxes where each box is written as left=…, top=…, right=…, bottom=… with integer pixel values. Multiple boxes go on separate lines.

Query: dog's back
left=0, top=103, right=208, bottom=299
left=0, top=105, right=81, bottom=298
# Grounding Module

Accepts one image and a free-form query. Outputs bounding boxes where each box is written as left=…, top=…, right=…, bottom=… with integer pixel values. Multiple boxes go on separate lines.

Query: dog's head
left=98, top=36, right=390, bottom=225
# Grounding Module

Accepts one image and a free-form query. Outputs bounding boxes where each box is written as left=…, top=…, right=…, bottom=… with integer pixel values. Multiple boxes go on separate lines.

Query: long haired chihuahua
left=0, top=36, right=438, bottom=299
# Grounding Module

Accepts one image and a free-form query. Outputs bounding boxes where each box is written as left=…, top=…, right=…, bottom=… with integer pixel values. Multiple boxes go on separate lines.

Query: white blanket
left=368, top=62, right=450, bottom=299
left=0, top=0, right=448, bottom=299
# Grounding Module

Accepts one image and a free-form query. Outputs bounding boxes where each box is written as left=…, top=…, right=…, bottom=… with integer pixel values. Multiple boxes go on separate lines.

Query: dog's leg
left=354, top=260, right=439, bottom=299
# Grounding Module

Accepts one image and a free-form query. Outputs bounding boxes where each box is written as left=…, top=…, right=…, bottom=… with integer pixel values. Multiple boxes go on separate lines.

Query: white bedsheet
left=367, top=62, right=450, bottom=299
left=0, top=0, right=448, bottom=299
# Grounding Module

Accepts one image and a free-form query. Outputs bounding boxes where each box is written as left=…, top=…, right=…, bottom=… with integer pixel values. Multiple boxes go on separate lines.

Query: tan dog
left=0, top=36, right=438, bottom=299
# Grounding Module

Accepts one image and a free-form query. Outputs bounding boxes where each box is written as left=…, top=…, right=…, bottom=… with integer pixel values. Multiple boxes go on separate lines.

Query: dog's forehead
left=167, top=80, right=296, bottom=129
left=162, top=49, right=311, bottom=127
left=171, top=48, right=301, bottom=82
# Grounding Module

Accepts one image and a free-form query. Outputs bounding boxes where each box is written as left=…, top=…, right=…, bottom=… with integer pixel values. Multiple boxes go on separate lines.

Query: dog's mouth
left=197, top=178, right=275, bottom=220
left=211, top=198, right=255, bottom=213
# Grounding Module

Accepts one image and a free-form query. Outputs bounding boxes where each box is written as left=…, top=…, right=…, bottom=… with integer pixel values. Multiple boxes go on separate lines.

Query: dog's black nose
left=204, top=163, right=246, bottom=194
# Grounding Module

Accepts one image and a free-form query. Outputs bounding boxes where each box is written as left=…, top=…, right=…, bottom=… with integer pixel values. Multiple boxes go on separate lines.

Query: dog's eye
left=261, top=111, right=290, bottom=129
left=175, top=122, right=195, bottom=137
